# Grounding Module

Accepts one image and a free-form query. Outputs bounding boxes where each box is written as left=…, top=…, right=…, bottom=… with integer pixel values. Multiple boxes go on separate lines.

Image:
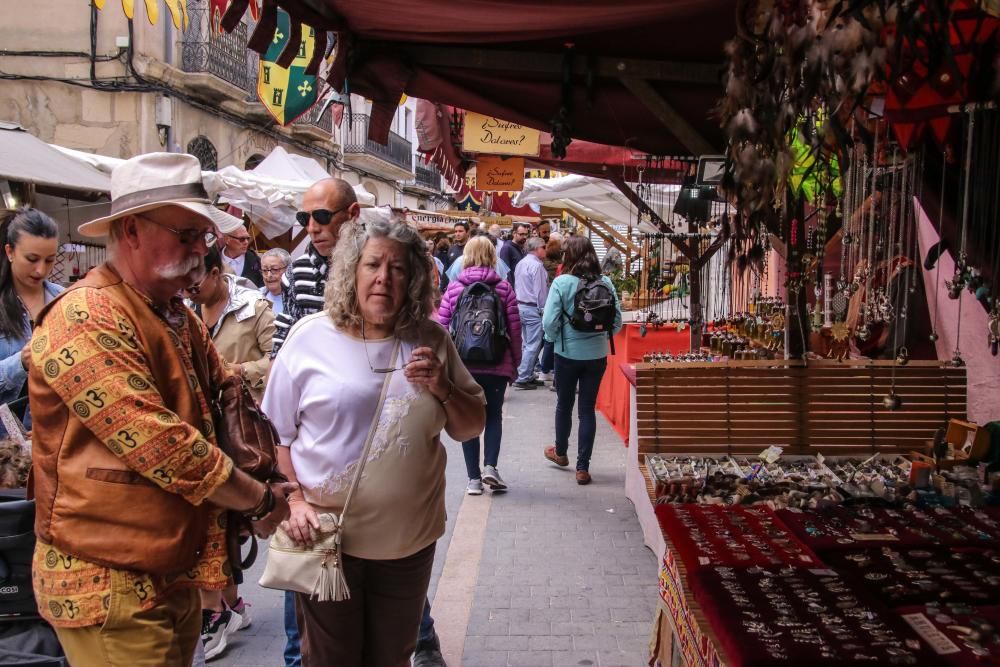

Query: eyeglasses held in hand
left=361, top=320, right=408, bottom=374
left=295, top=205, right=350, bottom=227
left=143, top=217, right=217, bottom=246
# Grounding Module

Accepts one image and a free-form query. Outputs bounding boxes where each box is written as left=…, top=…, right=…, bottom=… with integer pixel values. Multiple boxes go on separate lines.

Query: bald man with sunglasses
left=271, top=179, right=359, bottom=358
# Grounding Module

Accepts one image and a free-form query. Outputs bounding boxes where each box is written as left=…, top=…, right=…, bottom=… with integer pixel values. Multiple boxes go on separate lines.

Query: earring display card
left=821, top=547, right=1000, bottom=607
left=689, top=567, right=936, bottom=667
left=777, top=506, right=1000, bottom=552
left=655, top=504, right=823, bottom=570
left=897, top=604, right=1000, bottom=664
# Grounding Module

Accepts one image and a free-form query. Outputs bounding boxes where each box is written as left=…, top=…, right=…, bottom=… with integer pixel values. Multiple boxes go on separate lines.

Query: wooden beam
left=606, top=173, right=697, bottom=259
left=577, top=219, right=626, bottom=255
left=587, top=217, right=641, bottom=255
left=619, top=77, right=716, bottom=156
left=396, top=43, right=720, bottom=85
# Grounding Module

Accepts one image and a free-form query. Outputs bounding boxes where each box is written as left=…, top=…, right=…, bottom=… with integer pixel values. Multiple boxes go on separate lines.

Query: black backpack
left=450, top=281, right=508, bottom=364
left=564, top=275, right=617, bottom=353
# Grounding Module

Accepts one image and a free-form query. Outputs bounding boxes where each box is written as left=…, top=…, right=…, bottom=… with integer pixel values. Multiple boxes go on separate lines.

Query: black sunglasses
left=295, top=205, right=350, bottom=227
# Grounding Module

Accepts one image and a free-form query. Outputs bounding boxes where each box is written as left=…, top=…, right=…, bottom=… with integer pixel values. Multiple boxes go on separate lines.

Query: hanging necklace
left=928, top=150, right=947, bottom=345
left=950, top=111, right=976, bottom=367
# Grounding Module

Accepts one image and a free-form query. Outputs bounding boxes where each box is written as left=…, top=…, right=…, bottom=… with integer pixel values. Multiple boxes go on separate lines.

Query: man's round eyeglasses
left=142, top=217, right=216, bottom=246
left=295, top=205, right=350, bottom=227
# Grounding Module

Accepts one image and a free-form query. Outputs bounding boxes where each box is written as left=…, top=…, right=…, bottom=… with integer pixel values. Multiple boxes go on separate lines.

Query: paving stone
left=551, top=650, right=600, bottom=666
left=462, top=649, right=510, bottom=667
left=572, top=634, right=621, bottom=651
left=507, top=649, right=554, bottom=666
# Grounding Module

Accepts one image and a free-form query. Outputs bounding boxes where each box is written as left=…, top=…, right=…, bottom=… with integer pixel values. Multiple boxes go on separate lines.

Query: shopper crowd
left=3, top=152, right=623, bottom=667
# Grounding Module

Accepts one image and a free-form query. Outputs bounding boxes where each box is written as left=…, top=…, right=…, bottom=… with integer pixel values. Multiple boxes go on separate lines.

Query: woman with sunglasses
left=0, top=208, right=61, bottom=436
left=261, top=217, right=484, bottom=666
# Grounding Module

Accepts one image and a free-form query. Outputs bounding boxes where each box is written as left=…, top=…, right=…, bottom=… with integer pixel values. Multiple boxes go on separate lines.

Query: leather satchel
left=188, top=318, right=285, bottom=571
left=259, top=339, right=399, bottom=601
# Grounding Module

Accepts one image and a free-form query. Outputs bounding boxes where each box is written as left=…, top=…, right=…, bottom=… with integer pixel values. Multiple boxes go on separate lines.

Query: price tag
left=758, top=445, right=783, bottom=464
left=901, top=613, right=960, bottom=655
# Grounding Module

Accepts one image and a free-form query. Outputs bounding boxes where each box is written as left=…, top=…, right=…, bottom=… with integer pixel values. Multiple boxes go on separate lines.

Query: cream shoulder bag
left=259, top=339, right=400, bottom=602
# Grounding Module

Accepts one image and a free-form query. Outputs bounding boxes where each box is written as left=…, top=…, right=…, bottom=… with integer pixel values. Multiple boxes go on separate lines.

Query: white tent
left=51, top=144, right=375, bottom=238
left=512, top=174, right=681, bottom=234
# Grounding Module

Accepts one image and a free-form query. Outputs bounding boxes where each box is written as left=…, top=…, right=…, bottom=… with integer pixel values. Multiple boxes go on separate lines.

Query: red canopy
left=237, top=0, right=734, bottom=157
left=415, top=100, right=689, bottom=190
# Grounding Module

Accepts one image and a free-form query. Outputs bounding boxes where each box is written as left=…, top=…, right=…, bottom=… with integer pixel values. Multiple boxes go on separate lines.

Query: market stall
left=595, top=324, right=690, bottom=443
left=622, top=359, right=1000, bottom=666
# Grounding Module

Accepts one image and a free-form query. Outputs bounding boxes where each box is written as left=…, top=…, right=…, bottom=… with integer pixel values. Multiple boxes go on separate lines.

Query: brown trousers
left=296, top=543, right=436, bottom=667
left=54, top=572, right=200, bottom=667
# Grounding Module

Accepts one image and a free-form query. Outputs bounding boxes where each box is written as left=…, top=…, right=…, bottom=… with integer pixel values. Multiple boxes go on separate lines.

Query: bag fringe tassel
left=312, top=549, right=350, bottom=602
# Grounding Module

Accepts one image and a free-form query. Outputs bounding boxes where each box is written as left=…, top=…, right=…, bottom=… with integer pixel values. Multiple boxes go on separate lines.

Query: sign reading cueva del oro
left=462, top=112, right=540, bottom=157
left=257, top=9, right=319, bottom=126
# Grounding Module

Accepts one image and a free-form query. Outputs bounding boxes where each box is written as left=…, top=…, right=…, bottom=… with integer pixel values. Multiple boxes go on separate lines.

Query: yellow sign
left=463, top=112, right=540, bottom=156
left=476, top=156, right=525, bottom=192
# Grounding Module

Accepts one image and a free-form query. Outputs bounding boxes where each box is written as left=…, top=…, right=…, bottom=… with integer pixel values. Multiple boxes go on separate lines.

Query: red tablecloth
left=596, top=323, right=691, bottom=443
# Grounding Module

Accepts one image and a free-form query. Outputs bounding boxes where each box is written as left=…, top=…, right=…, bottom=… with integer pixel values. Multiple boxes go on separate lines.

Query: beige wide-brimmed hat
left=78, top=152, right=244, bottom=238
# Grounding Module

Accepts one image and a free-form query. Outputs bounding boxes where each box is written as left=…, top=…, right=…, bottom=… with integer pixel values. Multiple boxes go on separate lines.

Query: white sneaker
left=536, top=371, right=554, bottom=383
left=202, top=609, right=242, bottom=661
left=227, top=597, right=252, bottom=630
left=482, top=466, right=508, bottom=491
left=466, top=478, right=484, bottom=495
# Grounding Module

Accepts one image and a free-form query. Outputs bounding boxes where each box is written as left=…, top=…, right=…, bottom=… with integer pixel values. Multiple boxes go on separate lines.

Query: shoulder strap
left=338, top=337, right=400, bottom=525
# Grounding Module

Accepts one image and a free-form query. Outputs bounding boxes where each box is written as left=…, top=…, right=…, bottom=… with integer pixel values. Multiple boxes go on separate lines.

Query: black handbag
left=0, top=489, right=38, bottom=620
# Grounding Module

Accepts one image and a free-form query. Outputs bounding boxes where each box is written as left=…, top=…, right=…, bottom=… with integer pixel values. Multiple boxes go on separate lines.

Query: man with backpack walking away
left=512, top=238, right=549, bottom=390
left=437, top=237, right=522, bottom=495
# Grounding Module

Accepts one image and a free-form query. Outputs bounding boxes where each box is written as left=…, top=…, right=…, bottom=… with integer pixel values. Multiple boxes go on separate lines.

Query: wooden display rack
left=634, top=359, right=966, bottom=456
left=621, top=359, right=967, bottom=666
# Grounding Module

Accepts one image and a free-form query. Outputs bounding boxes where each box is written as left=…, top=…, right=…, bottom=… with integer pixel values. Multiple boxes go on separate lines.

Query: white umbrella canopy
left=51, top=144, right=374, bottom=239
left=513, top=174, right=680, bottom=234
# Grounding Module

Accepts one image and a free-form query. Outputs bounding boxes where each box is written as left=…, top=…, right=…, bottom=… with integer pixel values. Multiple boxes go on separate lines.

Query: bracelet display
left=244, top=484, right=275, bottom=521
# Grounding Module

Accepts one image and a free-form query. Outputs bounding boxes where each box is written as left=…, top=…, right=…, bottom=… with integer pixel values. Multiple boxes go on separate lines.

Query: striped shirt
left=271, top=244, right=330, bottom=357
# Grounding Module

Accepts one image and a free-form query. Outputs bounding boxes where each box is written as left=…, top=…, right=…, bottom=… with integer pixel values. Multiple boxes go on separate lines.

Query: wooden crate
left=635, top=360, right=967, bottom=456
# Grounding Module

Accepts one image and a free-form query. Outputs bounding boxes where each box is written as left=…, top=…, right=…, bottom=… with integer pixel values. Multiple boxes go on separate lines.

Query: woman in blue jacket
left=541, top=236, right=622, bottom=484
left=0, top=208, right=62, bottom=434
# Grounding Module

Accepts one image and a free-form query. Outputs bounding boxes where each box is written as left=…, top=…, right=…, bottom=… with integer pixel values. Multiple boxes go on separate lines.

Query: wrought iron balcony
left=291, top=99, right=334, bottom=141
left=181, top=0, right=254, bottom=95
left=414, top=164, right=442, bottom=191
left=342, top=113, right=413, bottom=177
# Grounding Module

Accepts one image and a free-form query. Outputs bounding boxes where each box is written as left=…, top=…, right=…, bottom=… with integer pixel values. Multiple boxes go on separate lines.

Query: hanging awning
left=218, top=0, right=732, bottom=158
left=0, top=122, right=110, bottom=195
left=514, top=174, right=680, bottom=233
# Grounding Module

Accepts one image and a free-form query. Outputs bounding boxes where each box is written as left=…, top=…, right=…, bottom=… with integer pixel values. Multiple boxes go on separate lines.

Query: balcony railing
left=413, top=164, right=442, bottom=191
left=292, top=99, right=333, bottom=133
left=343, top=113, right=413, bottom=173
left=181, top=0, right=254, bottom=95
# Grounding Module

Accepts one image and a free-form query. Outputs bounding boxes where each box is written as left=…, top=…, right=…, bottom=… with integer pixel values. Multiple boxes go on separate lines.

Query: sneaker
left=413, top=644, right=447, bottom=667
left=544, top=446, right=569, bottom=467
left=227, top=597, right=252, bottom=630
left=466, top=478, right=484, bottom=495
left=549, top=384, right=557, bottom=392
left=576, top=470, right=592, bottom=485
left=202, top=609, right=242, bottom=661
left=512, top=381, right=537, bottom=390
left=536, top=371, right=554, bottom=382
left=482, top=465, right=508, bottom=491
left=529, top=378, right=544, bottom=386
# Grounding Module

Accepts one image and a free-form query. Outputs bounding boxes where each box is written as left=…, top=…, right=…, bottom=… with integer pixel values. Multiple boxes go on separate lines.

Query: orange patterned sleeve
left=31, top=288, right=233, bottom=505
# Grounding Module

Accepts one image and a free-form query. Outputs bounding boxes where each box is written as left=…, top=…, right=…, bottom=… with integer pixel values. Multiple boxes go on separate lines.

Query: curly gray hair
left=325, top=217, right=435, bottom=342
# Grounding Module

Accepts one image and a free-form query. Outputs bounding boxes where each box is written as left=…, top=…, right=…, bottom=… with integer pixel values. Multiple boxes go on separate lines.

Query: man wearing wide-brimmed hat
left=27, top=153, right=295, bottom=666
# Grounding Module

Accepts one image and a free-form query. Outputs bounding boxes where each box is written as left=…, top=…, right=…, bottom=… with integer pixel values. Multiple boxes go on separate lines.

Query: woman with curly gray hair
left=261, top=217, right=485, bottom=666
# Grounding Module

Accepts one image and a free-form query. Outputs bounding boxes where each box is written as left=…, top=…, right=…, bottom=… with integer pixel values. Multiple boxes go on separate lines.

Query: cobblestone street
left=217, top=383, right=659, bottom=667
